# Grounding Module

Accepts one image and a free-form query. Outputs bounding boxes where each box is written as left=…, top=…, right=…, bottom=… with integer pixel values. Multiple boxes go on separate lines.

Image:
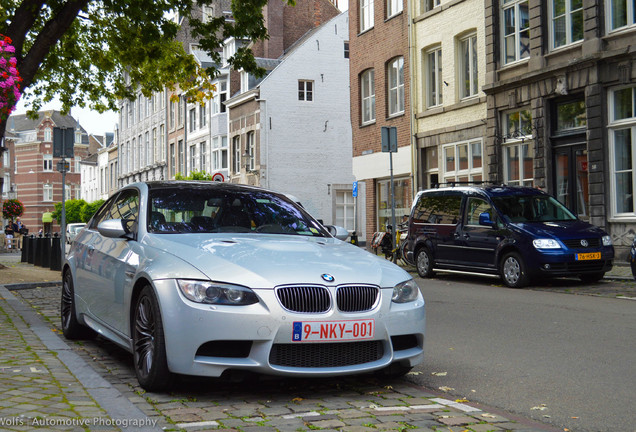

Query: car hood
left=511, top=220, right=608, bottom=241
left=142, top=233, right=410, bottom=288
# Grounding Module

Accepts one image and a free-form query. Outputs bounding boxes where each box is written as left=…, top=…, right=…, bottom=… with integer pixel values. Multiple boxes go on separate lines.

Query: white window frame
left=298, top=80, right=314, bottom=102
left=190, top=145, right=197, bottom=174
left=501, top=108, right=534, bottom=186
left=361, top=69, right=375, bottom=124
left=421, top=0, right=441, bottom=14
left=608, top=85, right=636, bottom=217
left=247, top=132, right=256, bottom=171
left=425, top=46, right=443, bottom=108
left=232, top=136, right=241, bottom=174
left=189, top=108, right=196, bottom=132
left=459, top=33, right=478, bottom=99
left=387, top=57, right=405, bottom=116
left=442, top=139, right=484, bottom=183
left=44, top=127, right=52, bottom=141
left=387, top=0, right=403, bottom=19
left=75, top=156, right=81, bottom=172
left=200, top=141, right=208, bottom=172
left=501, top=0, right=530, bottom=65
left=360, top=0, right=374, bottom=32
left=43, top=183, right=53, bottom=202
left=43, top=154, right=53, bottom=172
left=199, top=103, right=207, bottom=128
left=550, top=0, right=584, bottom=49
left=607, top=0, right=636, bottom=32
left=335, top=189, right=355, bottom=232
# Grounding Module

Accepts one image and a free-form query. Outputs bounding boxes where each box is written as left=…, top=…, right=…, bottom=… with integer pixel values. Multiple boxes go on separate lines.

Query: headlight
left=602, top=235, right=612, bottom=246
left=177, top=280, right=258, bottom=305
left=392, top=279, right=420, bottom=304
left=532, top=239, right=561, bottom=249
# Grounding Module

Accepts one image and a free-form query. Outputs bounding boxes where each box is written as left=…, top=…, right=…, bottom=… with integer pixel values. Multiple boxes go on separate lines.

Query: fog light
left=544, top=264, right=551, bottom=269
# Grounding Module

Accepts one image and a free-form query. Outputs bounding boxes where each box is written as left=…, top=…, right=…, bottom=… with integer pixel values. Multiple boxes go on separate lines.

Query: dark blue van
left=405, top=185, right=614, bottom=288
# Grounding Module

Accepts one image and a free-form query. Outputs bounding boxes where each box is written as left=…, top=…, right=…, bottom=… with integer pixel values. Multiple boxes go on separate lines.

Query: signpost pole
left=381, top=126, right=398, bottom=263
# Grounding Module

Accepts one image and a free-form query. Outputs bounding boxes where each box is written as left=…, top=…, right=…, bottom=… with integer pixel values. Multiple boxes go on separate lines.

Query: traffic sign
left=353, top=181, right=358, bottom=197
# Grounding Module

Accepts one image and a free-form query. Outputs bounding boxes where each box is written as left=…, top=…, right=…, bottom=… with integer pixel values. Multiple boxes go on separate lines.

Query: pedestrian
left=13, top=217, right=25, bottom=248
left=5, top=221, right=15, bottom=249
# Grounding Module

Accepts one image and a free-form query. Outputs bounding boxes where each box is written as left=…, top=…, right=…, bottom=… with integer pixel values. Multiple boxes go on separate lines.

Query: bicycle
left=372, top=222, right=410, bottom=267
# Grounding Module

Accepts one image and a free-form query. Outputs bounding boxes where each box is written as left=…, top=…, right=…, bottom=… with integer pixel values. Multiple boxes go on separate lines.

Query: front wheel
left=133, top=285, right=175, bottom=391
left=500, top=252, right=528, bottom=288
left=61, top=270, right=96, bottom=340
left=415, top=248, right=434, bottom=278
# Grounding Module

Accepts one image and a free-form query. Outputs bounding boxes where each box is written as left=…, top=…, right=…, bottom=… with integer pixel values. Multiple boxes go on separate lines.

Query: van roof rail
left=432, top=181, right=505, bottom=189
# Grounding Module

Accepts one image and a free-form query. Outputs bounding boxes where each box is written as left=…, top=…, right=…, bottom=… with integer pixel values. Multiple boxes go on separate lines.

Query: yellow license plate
left=576, top=252, right=601, bottom=261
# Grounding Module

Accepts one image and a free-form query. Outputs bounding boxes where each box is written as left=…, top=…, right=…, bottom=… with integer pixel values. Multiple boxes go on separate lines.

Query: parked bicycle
left=371, top=222, right=410, bottom=266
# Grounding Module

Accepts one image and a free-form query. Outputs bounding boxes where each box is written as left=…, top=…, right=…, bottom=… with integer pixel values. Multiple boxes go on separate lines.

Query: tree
left=52, top=199, right=86, bottom=223
left=79, top=198, right=103, bottom=222
left=0, top=0, right=293, bottom=145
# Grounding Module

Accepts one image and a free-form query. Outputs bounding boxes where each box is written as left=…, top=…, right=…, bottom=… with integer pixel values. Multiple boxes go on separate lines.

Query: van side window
left=413, top=194, right=462, bottom=224
left=466, top=197, right=493, bottom=225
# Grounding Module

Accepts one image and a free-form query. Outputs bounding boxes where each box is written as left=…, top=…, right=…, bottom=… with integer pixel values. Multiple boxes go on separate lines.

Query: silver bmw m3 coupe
left=62, top=181, right=425, bottom=391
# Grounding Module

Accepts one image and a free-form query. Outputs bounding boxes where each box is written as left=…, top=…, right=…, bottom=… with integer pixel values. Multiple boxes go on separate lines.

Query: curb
left=4, top=281, right=62, bottom=290
left=0, top=285, right=162, bottom=432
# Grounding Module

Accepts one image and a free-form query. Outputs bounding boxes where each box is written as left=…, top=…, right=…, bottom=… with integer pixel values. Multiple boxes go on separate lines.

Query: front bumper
left=529, top=247, right=614, bottom=277
left=154, top=280, right=426, bottom=377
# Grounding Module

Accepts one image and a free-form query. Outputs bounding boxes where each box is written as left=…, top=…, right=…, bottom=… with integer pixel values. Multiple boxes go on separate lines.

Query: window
left=145, top=132, right=150, bottom=167
left=425, top=47, right=443, bottom=107
left=158, top=124, right=165, bottom=162
left=247, top=132, right=256, bottom=171
left=360, top=69, right=375, bottom=124
left=138, top=134, right=143, bottom=168
left=170, top=143, right=176, bottom=176
left=377, top=178, right=410, bottom=231
left=190, top=145, right=197, bottom=174
left=75, top=131, right=82, bottom=144
left=360, top=0, right=374, bottom=32
left=75, top=156, right=81, bottom=173
left=422, top=0, right=441, bottom=13
left=502, top=0, right=530, bottom=64
left=189, top=108, right=196, bottom=132
left=169, top=100, right=176, bottom=129
left=199, top=103, right=207, bottom=128
left=335, top=190, right=355, bottom=231
left=609, top=86, right=636, bottom=215
left=387, top=0, right=402, bottom=18
left=200, top=141, right=208, bottom=171
left=344, top=42, right=350, bottom=58
left=44, top=127, right=52, bottom=141
left=212, top=136, right=228, bottom=171
left=232, top=136, right=241, bottom=174
left=555, top=99, right=586, bottom=133
left=178, top=97, right=184, bottom=126
left=212, top=80, right=227, bottom=114
left=608, top=0, right=636, bottom=32
left=298, top=80, right=313, bottom=101
left=178, top=140, right=185, bottom=174
left=387, top=57, right=404, bottom=116
left=459, top=34, right=478, bottom=99
left=442, top=140, right=483, bottom=183
left=44, top=184, right=53, bottom=202
left=466, top=197, right=494, bottom=226
left=3, top=174, right=10, bottom=198
left=503, top=109, right=533, bottom=139
left=152, top=128, right=157, bottom=165
left=43, top=154, right=53, bottom=171
left=502, top=109, right=534, bottom=186
left=412, top=193, right=462, bottom=225
left=2, top=150, right=9, bottom=167
left=551, top=0, right=583, bottom=49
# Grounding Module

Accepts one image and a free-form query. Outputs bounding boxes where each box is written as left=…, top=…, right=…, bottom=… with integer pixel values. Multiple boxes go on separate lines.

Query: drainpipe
left=407, top=0, right=418, bottom=196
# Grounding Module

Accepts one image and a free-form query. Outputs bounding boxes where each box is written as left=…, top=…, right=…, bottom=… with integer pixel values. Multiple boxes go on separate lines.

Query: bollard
left=40, top=234, right=51, bottom=268
left=28, top=234, right=37, bottom=264
left=21, top=236, right=30, bottom=262
left=50, top=233, right=62, bottom=271
left=34, top=235, right=43, bottom=267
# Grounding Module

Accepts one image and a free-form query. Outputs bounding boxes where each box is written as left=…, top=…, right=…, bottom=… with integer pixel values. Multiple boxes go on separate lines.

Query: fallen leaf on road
left=432, top=371, right=447, bottom=376
left=531, top=404, right=548, bottom=411
left=438, top=386, right=455, bottom=392
left=455, top=399, right=469, bottom=403
left=292, top=397, right=303, bottom=402
left=481, top=413, right=497, bottom=419
left=407, top=371, right=423, bottom=375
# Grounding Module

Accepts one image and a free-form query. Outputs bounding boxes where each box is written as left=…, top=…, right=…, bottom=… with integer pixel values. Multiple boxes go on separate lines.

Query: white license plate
left=292, top=319, right=375, bottom=342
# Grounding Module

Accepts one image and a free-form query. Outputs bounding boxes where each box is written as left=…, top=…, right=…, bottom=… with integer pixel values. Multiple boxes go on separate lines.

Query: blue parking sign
left=353, top=181, right=358, bottom=197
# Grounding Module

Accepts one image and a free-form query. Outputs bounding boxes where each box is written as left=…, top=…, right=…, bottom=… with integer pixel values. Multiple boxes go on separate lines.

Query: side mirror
left=479, top=212, right=494, bottom=227
left=97, top=219, right=128, bottom=239
left=325, top=225, right=350, bottom=241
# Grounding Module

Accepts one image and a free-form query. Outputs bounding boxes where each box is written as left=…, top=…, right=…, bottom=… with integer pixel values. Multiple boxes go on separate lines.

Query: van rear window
left=413, top=194, right=462, bottom=224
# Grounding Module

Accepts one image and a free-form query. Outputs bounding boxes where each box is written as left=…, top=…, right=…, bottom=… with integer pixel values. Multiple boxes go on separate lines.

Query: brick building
left=483, top=0, right=636, bottom=258
left=349, top=0, right=412, bottom=241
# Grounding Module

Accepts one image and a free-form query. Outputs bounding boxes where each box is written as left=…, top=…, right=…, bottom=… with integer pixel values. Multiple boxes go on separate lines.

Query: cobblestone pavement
left=0, top=268, right=565, bottom=431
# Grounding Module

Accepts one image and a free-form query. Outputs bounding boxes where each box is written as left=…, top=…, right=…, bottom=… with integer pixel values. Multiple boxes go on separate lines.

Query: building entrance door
left=553, top=144, right=589, bottom=221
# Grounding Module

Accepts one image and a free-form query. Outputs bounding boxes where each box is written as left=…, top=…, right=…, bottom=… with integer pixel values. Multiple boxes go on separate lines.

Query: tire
left=60, top=270, right=96, bottom=340
left=580, top=272, right=604, bottom=284
left=500, top=252, right=528, bottom=288
left=376, top=362, right=413, bottom=378
left=133, top=285, right=176, bottom=391
left=415, top=248, right=434, bottom=278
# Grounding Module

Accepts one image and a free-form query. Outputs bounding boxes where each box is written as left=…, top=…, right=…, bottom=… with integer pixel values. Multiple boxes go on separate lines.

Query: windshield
left=493, top=195, right=577, bottom=223
left=148, top=187, right=330, bottom=237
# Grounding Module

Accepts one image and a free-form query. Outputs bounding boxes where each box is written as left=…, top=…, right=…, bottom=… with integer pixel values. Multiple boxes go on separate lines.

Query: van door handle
left=463, top=233, right=470, bottom=239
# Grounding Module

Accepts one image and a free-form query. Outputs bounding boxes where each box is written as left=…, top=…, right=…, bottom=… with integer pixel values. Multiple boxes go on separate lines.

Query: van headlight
left=392, top=279, right=420, bottom=303
left=532, top=239, right=561, bottom=249
left=602, top=235, right=612, bottom=246
left=178, top=280, right=258, bottom=305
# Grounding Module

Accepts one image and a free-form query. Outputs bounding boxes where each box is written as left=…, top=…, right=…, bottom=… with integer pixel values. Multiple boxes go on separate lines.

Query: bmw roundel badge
left=321, top=274, right=335, bottom=282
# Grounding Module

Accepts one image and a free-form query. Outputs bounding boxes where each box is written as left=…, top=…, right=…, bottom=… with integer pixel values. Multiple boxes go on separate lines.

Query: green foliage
left=175, top=171, right=213, bottom=181
left=0, top=0, right=295, bottom=119
left=52, top=198, right=104, bottom=223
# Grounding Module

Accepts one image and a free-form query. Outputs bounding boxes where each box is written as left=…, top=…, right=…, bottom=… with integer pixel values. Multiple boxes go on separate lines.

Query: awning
left=42, top=212, right=53, bottom=223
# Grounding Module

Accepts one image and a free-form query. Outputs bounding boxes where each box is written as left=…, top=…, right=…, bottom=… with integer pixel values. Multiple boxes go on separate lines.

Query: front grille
left=562, top=238, right=601, bottom=249
left=542, top=260, right=609, bottom=273
left=269, top=341, right=384, bottom=367
left=276, top=286, right=331, bottom=313
left=336, top=285, right=379, bottom=312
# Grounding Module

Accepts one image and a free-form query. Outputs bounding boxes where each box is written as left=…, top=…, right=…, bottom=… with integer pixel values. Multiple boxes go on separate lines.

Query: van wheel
left=580, top=272, right=604, bottom=284
left=416, top=248, right=434, bottom=278
left=500, top=252, right=528, bottom=288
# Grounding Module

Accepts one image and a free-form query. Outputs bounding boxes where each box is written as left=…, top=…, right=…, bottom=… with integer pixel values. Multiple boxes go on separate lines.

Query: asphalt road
left=404, top=272, right=636, bottom=432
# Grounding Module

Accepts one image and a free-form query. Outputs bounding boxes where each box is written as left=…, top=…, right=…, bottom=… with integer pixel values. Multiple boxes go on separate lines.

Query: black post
left=21, top=236, right=30, bottom=262
left=28, top=234, right=37, bottom=264
left=41, top=234, right=51, bottom=268
left=50, top=233, right=62, bottom=271
left=34, top=235, right=44, bottom=267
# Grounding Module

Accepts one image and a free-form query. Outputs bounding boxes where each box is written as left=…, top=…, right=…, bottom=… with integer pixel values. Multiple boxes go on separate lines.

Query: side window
left=413, top=193, right=462, bottom=224
left=89, top=190, right=140, bottom=234
left=89, top=196, right=118, bottom=229
left=466, top=197, right=493, bottom=225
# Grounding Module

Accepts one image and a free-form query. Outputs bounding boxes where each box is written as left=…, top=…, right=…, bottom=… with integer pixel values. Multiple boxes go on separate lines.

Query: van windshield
left=493, top=195, right=577, bottom=223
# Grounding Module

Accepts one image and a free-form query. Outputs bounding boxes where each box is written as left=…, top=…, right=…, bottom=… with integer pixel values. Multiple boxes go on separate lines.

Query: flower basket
left=2, top=198, right=25, bottom=220
left=0, top=35, right=22, bottom=122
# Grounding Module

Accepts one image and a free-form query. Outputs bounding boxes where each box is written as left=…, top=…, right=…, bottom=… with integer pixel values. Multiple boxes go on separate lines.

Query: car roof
left=126, top=180, right=280, bottom=195
left=417, top=184, right=547, bottom=198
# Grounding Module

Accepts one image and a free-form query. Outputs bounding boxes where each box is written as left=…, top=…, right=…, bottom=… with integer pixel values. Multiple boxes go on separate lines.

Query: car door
left=459, top=196, right=500, bottom=269
left=80, top=189, right=141, bottom=334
